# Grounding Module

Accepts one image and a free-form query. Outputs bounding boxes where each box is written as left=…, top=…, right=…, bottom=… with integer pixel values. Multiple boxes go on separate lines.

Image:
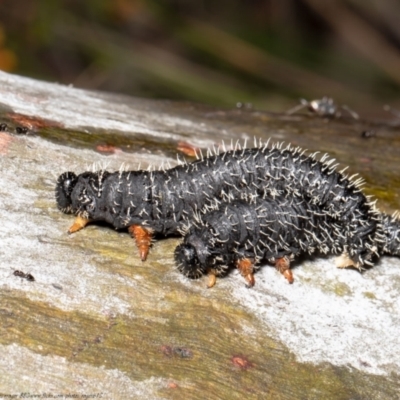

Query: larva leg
left=237, top=258, right=255, bottom=287
left=335, top=252, right=361, bottom=270
left=128, top=225, right=154, bottom=261
left=274, top=256, right=294, bottom=284
left=207, top=269, right=217, bottom=288
left=68, top=216, right=90, bottom=234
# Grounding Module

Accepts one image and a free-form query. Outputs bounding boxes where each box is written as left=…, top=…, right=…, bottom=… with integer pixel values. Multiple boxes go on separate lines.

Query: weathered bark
left=0, top=71, right=400, bottom=399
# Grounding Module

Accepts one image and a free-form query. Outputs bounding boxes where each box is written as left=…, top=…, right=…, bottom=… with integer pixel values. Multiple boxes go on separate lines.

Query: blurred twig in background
left=0, top=0, right=399, bottom=116
left=303, top=0, right=400, bottom=86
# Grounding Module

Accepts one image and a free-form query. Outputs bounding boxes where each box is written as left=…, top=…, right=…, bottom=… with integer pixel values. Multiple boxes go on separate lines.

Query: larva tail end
left=56, top=172, right=77, bottom=213
left=381, top=213, right=400, bottom=257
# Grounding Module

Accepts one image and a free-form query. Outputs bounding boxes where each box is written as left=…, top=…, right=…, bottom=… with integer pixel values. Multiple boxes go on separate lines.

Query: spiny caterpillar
left=175, top=196, right=400, bottom=287
left=56, top=140, right=381, bottom=267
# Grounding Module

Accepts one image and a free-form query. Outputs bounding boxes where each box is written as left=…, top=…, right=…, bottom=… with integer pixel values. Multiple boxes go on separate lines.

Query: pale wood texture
left=1, top=71, right=400, bottom=399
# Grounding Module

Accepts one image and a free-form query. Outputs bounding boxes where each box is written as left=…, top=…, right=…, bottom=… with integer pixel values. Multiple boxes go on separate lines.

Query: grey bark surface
left=0, top=71, right=400, bottom=399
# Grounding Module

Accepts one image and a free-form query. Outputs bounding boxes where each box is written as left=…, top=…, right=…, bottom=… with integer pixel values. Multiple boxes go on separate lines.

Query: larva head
left=55, top=172, right=78, bottom=213
left=174, top=234, right=211, bottom=279
left=56, top=170, right=111, bottom=219
left=175, top=243, right=206, bottom=279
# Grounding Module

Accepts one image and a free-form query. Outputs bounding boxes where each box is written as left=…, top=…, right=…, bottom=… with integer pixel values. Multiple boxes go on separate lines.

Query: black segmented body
left=380, top=213, right=400, bottom=257
left=175, top=196, right=340, bottom=278
left=56, top=143, right=381, bottom=266
left=174, top=197, right=400, bottom=280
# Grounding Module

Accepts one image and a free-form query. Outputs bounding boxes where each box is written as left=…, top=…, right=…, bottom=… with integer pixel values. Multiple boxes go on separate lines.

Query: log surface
left=1, top=71, right=400, bottom=399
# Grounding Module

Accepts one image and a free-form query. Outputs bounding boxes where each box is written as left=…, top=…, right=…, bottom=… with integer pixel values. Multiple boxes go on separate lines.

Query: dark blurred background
left=1, top=0, right=400, bottom=117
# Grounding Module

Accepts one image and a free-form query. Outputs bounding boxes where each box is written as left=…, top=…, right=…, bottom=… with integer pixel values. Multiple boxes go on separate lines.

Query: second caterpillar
left=174, top=195, right=400, bottom=287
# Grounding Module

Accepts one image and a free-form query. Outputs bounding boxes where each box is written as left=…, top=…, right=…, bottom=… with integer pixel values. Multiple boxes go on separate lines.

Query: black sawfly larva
left=174, top=196, right=400, bottom=287
left=55, top=140, right=383, bottom=267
